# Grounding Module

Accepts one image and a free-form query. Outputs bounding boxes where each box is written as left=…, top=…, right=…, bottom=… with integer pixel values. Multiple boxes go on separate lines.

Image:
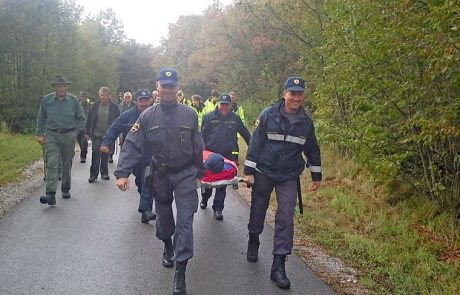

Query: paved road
left=0, top=154, right=335, bottom=295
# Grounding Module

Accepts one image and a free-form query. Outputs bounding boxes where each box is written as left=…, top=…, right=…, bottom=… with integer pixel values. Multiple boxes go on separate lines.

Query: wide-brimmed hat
left=51, top=75, right=72, bottom=86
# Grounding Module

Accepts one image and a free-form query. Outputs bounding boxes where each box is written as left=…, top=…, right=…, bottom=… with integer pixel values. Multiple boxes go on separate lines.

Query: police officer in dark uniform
left=200, top=93, right=251, bottom=220
left=114, top=68, right=205, bottom=295
left=243, top=76, right=322, bottom=289
left=101, top=89, right=156, bottom=223
left=36, top=75, right=86, bottom=205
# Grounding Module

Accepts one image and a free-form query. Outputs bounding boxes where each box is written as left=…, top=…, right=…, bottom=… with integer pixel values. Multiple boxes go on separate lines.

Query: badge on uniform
left=254, top=119, right=260, bottom=128
left=131, top=122, right=140, bottom=133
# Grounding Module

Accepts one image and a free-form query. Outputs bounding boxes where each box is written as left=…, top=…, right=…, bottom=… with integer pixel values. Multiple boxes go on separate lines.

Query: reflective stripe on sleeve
left=244, top=160, right=257, bottom=168
left=285, top=135, right=306, bottom=145
left=309, top=166, right=322, bottom=173
left=267, top=133, right=284, bottom=141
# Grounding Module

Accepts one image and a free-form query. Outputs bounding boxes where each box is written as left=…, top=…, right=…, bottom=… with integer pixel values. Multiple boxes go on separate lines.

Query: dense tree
left=0, top=0, right=457, bottom=213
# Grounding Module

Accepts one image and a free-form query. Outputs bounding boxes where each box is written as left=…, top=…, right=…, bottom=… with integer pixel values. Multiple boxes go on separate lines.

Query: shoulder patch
left=130, top=122, right=140, bottom=133
left=254, top=119, right=260, bottom=128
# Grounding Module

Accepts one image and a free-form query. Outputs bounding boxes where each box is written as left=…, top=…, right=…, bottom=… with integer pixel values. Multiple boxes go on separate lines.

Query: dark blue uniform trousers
left=154, top=166, right=198, bottom=262
left=248, top=171, right=297, bottom=256
left=133, top=166, right=153, bottom=213
left=201, top=186, right=226, bottom=211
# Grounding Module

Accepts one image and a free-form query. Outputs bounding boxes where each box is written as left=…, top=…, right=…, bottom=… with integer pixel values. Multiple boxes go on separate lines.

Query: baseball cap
left=134, top=89, right=151, bottom=100
left=157, top=68, right=179, bottom=86
left=217, top=94, right=231, bottom=104
left=283, top=76, right=306, bottom=92
left=205, top=153, right=224, bottom=173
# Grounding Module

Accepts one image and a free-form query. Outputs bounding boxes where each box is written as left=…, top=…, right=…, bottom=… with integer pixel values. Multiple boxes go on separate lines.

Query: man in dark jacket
left=201, top=93, right=251, bottom=220
left=243, top=76, right=322, bottom=290
left=100, top=89, right=155, bottom=223
left=85, top=86, right=120, bottom=182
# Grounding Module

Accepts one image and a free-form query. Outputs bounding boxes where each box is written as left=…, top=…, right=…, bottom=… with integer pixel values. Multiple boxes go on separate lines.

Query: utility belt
left=48, top=128, right=75, bottom=134
left=152, top=160, right=193, bottom=176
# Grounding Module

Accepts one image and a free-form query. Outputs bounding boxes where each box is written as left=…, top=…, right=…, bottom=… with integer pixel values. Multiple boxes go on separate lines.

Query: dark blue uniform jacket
left=101, top=107, right=150, bottom=167
left=114, top=103, right=205, bottom=179
left=244, top=98, right=322, bottom=183
left=201, top=109, right=251, bottom=161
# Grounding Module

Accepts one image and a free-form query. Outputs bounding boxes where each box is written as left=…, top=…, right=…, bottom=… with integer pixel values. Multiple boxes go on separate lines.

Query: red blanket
left=202, top=150, right=237, bottom=182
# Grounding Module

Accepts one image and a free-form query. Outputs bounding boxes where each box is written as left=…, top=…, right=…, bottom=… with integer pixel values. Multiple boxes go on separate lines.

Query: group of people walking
left=35, top=68, right=322, bottom=295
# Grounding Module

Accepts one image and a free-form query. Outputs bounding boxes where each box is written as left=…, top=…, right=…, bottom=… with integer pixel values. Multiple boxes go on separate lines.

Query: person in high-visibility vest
left=229, top=91, right=245, bottom=125
left=176, top=90, right=192, bottom=106
left=191, top=94, right=206, bottom=129
left=202, top=89, right=219, bottom=114
left=229, top=91, right=246, bottom=163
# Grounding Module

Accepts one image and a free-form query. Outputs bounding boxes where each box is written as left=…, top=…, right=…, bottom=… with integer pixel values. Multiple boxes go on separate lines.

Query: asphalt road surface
left=0, top=154, right=335, bottom=295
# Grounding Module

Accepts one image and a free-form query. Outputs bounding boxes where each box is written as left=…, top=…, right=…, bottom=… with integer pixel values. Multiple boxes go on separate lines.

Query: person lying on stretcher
left=201, top=150, right=239, bottom=188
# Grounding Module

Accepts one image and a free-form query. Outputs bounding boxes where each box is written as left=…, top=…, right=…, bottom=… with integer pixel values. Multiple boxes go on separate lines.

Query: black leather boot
left=39, top=193, right=56, bottom=206
left=162, top=238, right=174, bottom=268
left=270, top=254, right=291, bottom=289
left=141, top=211, right=157, bottom=223
left=173, top=260, right=187, bottom=295
left=246, top=233, right=260, bottom=262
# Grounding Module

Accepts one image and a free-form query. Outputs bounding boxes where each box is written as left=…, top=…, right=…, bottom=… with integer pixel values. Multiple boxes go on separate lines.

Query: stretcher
left=200, top=150, right=242, bottom=189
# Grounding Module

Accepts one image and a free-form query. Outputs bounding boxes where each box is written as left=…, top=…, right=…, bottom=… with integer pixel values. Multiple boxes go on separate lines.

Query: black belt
left=48, top=128, right=75, bottom=134
left=156, top=161, right=193, bottom=174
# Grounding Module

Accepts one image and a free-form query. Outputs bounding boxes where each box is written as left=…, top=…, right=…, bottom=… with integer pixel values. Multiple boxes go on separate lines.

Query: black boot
left=270, top=254, right=291, bottom=289
left=200, top=197, right=208, bottom=209
left=141, top=211, right=157, bottom=223
left=246, top=234, right=260, bottom=262
left=39, top=193, right=56, bottom=206
left=173, top=260, right=187, bottom=295
left=162, top=238, right=174, bottom=268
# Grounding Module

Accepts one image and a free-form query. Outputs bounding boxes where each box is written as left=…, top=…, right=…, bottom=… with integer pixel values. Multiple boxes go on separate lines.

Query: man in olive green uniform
left=36, top=75, right=86, bottom=205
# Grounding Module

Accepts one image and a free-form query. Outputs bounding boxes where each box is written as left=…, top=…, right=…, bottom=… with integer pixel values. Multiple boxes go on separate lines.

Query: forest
left=0, top=0, right=458, bottom=218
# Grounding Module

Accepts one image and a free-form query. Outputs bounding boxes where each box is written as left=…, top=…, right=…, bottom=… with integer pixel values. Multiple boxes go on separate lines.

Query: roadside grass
left=0, top=133, right=42, bottom=186
left=296, top=147, right=460, bottom=294
left=238, top=138, right=460, bottom=294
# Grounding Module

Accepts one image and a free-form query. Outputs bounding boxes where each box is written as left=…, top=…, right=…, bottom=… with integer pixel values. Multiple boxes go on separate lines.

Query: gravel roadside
left=0, top=159, right=45, bottom=218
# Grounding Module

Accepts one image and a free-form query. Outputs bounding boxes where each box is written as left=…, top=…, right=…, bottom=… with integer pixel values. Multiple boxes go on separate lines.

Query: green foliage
left=0, top=0, right=154, bottom=132
left=315, top=0, right=459, bottom=208
left=0, top=133, right=42, bottom=186
left=295, top=148, right=460, bottom=294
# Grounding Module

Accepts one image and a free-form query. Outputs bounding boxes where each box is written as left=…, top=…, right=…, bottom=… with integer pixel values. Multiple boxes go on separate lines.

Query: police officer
left=36, top=75, right=86, bottom=205
left=243, top=76, right=322, bottom=289
left=101, top=89, right=156, bottom=223
left=85, top=87, right=120, bottom=182
left=201, top=93, right=251, bottom=220
left=115, top=68, right=205, bottom=295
